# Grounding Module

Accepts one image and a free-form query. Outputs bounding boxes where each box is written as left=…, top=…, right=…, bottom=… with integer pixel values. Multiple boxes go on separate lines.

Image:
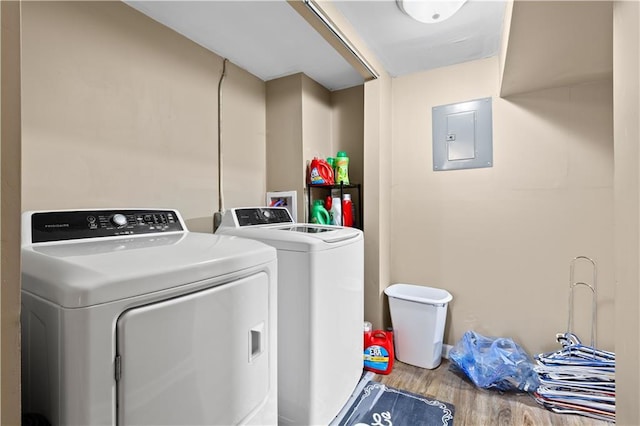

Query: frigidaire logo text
left=44, top=224, right=70, bottom=228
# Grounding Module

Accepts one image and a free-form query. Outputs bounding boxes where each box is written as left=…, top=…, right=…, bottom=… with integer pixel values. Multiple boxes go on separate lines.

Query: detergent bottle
left=308, top=158, right=334, bottom=185
left=310, top=200, right=330, bottom=225
left=364, top=328, right=395, bottom=375
left=334, top=151, right=349, bottom=185
left=363, top=321, right=372, bottom=348
left=327, top=157, right=335, bottom=172
left=342, top=194, right=354, bottom=227
left=329, top=189, right=342, bottom=226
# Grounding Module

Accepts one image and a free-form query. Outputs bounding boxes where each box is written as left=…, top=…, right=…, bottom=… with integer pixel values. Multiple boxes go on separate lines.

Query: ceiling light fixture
left=397, top=0, right=468, bottom=24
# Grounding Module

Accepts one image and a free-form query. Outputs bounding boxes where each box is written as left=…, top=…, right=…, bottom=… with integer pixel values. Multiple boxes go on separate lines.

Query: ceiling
left=125, top=0, right=507, bottom=91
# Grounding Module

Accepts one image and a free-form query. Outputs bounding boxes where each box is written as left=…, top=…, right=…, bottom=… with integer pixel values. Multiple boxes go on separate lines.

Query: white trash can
left=384, top=283, right=453, bottom=369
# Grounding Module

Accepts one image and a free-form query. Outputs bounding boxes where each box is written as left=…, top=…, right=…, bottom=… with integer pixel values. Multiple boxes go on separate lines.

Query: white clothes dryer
left=21, top=209, right=277, bottom=426
left=216, top=207, right=364, bottom=426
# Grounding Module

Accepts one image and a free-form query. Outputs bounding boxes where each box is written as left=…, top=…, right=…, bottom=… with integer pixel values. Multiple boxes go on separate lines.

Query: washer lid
left=216, top=208, right=363, bottom=251
left=21, top=232, right=276, bottom=308
left=217, top=223, right=362, bottom=251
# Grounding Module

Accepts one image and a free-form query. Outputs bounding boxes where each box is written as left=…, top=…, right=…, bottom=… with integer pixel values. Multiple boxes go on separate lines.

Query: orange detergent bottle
left=364, top=327, right=394, bottom=375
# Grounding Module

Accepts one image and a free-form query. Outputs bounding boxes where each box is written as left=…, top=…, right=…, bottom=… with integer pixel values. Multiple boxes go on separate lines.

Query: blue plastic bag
left=449, top=330, right=540, bottom=392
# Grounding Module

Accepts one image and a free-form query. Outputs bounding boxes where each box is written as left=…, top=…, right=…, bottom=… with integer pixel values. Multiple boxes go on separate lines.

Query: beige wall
left=266, top=73, right=333, bottom=221
left=1, top=1, right=22, bottom=423
left=613, top=1, right=640, bottom=424
left=390, top=57, right=614, bottom=354
left=266, top=73, right=364, bottom=222
left=332, top=85, right=364, bottom=187
left=216, top=60, right=267, bottom=225
left=266, top=74, right=304, bottom=219
left=363, top=74, right=393, bottom=329
left=21, top=1, right=266, bottom=233
left=331, top=85, right=364, bottom=227
left=301, top=74, right=332, bottom=220
left=302, top=74, right=332, bottom=161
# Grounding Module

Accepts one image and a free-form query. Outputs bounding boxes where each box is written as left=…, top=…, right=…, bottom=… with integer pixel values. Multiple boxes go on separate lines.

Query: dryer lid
left=21, top=231, right=276, bottom=308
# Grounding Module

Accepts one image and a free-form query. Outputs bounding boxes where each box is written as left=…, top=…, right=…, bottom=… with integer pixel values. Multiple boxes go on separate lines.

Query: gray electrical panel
left=432, top=97, right=493, bottom=171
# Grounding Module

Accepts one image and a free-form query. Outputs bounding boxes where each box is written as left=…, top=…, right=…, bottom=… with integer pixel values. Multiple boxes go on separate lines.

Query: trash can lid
left=384, top=283, right=452, bottom=305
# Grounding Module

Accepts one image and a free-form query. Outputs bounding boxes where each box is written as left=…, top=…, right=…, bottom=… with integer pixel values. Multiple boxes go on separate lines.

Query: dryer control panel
left=29, top=209, right=184, bottom=243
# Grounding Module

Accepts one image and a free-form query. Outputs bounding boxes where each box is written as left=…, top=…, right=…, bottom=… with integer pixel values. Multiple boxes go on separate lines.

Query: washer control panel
left=30, top=209, right=184, bottom=243
left=234, top=208, right=294, bottom=227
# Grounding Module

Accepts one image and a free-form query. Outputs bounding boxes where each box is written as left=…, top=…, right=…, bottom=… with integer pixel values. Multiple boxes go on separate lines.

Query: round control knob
left=111, top=214, right=128, bottom=227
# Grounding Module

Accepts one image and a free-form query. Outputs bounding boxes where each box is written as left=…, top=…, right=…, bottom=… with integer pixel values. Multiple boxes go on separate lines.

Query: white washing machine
left=216, top=207, right=364, bottom=426
left=21, top=208, right=278, bottom=426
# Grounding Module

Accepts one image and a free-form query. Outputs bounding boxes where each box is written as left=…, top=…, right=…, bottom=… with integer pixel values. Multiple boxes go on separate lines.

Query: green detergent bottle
left=310, top=200, right=330, bottom=225
left=335, top=151, right=350, bottom=185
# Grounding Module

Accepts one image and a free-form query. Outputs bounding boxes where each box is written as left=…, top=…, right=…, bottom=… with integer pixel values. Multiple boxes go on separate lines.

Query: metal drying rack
left=533, top=256, right=615, bottom=423
left=565, top=256, right=597, bottom=356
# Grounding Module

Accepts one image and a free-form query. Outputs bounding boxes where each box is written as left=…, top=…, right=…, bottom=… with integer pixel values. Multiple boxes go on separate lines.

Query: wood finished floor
left=373, top=359, right=612, bottom=426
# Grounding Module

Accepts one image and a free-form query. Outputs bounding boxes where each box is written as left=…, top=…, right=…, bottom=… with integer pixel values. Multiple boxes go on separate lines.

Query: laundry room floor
left=374, top=359, right=612, bottom=425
